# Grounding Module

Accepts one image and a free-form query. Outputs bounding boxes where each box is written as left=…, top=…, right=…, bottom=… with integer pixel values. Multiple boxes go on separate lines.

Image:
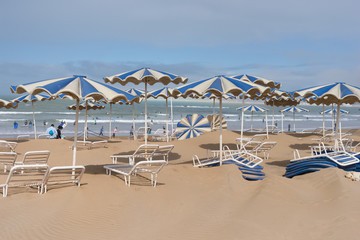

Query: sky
left=0, top=0, right=359, bottom=95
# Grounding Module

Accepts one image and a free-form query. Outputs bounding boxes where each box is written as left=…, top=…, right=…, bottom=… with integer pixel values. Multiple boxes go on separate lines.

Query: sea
left=1, top=95, right=360, bottom=138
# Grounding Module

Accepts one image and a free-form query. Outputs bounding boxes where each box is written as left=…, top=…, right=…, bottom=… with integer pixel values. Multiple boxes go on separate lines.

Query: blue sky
left=0, top=0, right=359, bottom=95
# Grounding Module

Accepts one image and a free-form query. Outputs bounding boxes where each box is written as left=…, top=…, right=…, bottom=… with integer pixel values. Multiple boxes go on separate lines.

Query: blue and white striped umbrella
left=320, top=109, right=349, bottom=115
left=174, top=75, right=271, bottom=164
left=176, top=114, right=211, bottom=140
left=11, top=93, right=53, bottom=139
left=105, top=68, right=188, bottom=144
left=126, top=88, right=144, bottom=97
left=280, top=106, right=309, bottom=132
left=231, top=74, right=281, bottom=89
left=237, top=105, right=267, bottom=131
left=11, top=75, right=138, bottom=166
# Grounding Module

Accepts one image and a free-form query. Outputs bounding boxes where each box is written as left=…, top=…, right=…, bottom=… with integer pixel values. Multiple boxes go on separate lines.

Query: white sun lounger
left=15, top=150, right=50, bottom=165
left=104, top=160, right=167, bottom=187
left=152, top=145, right=174, bottom=163
left=75, top=140, right=108, bottom=149
left=245, top=141, right=277, bottom=160
left=41, top=166, right=85, bottom=193
left=136, top=127, right=151, bottom=139
left=0, top=152, right=17, bottom=172
left=0, top=140, right=17, bottom=152
left=111, top=144, right=159, bottom=164
left=0, top=164, right=49, bottom=197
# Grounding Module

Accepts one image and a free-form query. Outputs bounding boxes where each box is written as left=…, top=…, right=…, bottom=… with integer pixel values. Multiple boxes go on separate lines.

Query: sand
left=1, top=129, right=360, bottom=240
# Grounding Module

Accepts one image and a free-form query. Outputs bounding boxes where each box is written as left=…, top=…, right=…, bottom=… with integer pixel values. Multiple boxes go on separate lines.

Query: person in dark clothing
left=56, top=125, right=63, bottom=139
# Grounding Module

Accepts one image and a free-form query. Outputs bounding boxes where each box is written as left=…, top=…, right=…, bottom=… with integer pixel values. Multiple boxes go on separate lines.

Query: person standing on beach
left=46, top=124, right=57, bottom=139
left=99, top=126, right=104, bottom=136
left=113, top=127, right=117, bottom=137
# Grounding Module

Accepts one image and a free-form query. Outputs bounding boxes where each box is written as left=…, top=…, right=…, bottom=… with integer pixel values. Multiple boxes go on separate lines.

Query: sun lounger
left=111, top=144, right=159, bottom=165
left=245, top=141, right=277, bottom=160
left=0, top=140, right=17, bottom=152
left=136, top=127, right=151, bottom=139
left=104, top=160, right=167, bottom=187
left=0, top=164, right=49, bottom=197
left=75, top=140, right=108, bottom=149
left=17, top=135, right=30, bottom=140
left=41, top=166, right=85, bottom=193
left=15, top=150, right=50, bottom=165
left=152, top=145, right=174, bottom=163
left=0, top=152, right=17, bottom=172
left=38, top=134, right=50, bottom=139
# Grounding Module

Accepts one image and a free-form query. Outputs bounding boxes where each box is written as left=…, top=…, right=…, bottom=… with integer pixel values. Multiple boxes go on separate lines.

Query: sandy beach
left=0, top=129, right=359, bottom=240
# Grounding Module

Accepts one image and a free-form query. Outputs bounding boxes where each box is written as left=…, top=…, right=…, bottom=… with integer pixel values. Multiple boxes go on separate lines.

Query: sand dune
left=0, top=129, right=360, bottom=240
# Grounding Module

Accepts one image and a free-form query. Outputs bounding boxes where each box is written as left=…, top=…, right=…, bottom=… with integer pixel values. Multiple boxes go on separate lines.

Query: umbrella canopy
left=174, top=75, right=271, bottom=165
left=280, top=106, right=309, bottom=132
left=231, top=74, right=281, bottom=89
left=320, top=108, right=349, bottom=115
left=104, top=68, right=188, bottom=144
left=293, top=82, right=360, bottom=142
left=67, top=102, right=105, bottom=110
left=236, top=105, right=267, bottom=131
left=11, top=93, right=53, bottom=139
left=175, top=114, right=211, bottom=140
left=0, top=99, right=17, bottom=109
left=11, top=75, right=138, bottom=166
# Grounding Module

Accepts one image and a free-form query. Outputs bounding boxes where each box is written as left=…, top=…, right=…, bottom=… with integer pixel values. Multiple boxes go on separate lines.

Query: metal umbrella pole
left=31, top=102, right=37, bottom=139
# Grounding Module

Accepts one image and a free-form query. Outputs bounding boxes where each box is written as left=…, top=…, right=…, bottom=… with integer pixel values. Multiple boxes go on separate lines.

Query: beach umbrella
left=104, top=68, right=188, bottom=144
left=236, top=105, right=267, bottom=131
left=68, top=101, right=105, bottom=141
left=231, top=74, right=281, bottom=89
left=174, top=75, right=271, bottom=165
left=320, top=108, right=349, bottom=136
left=11, top=75, right=138, bottom=166
left=175, top=114, right=211, bottom=140
left=147, top=87, right=178, bottom=142
left=125, top=88, right=145, bottom=140
left=10, top=93, right=52, bottom=139
left=280, top=106, right=309, bottom=132
left=294, top=82, right=360, bottom=143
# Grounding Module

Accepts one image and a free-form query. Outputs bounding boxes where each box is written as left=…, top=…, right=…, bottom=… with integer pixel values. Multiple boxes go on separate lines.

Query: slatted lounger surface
left=41, top=166, right=85, bottom=193
left=0, top=140, right=17, bottom=152
left=104, top=160, right=167, bottom=187
left=152, top=145, right=174, bottom=163
left=76, top=140, right=108, bottom=149
left=0, top=152, right=17, bottom=172
left=111, top=144, right=159, bottom=164
left=15, top=150, right=50, bottom=165
left=0, top=164, right=49, bottom=197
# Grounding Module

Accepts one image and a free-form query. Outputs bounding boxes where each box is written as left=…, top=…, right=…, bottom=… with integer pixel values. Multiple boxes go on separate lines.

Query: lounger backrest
left=137, top=127, right=150, bottom=137
left=152, top=145, right=174, bottom=162
left=5, top=164, right=49, bottom=188
left=132, top=160, right=166, bottom=175
left=255, top=142, right=277, bottom=152
left=0, top=140, right=15, bottom=152
left=133, top=144, right=159, bottom=162
left=251, top=134, right=267, bottom=142
left=0, top=152, right=17, bottom=166
left=42, top=166, right=85, bottom=192
left=21, top=151, right=50, bottom=165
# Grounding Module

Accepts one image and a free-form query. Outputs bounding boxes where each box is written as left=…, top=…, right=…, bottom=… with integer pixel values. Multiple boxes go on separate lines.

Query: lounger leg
left=154, top=174, right=158, bottom=187
left=128, top=176, right=131, bottom=187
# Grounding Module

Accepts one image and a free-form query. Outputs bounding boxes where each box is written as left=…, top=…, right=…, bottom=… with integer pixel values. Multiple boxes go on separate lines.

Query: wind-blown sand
left=1, top=129, right=360, bottom=240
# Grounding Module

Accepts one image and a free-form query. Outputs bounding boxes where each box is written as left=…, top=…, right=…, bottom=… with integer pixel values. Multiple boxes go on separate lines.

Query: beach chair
left=0, top=140, right=17, bottom=152
left=150, top=129, right=167, bottom=141
left=17, top=135, right=30, bottom=140
left=0, top=152, right=17, bottom=172
left=41, top=166, right=85, bottom=193
left=0, top=164, right=49, bottom=197
left=104, top=160, right=167, bottom=187
left=75, top=140, right=108, bottom=150
left=249, top=141, right=277, bottom=160
left=111, top=144, right=159, bottom=165
left=136, top=127, right=151, bottom=139
left=15, top=150, right=50, bottom=165
left=152, top=145, right=174, bottom=163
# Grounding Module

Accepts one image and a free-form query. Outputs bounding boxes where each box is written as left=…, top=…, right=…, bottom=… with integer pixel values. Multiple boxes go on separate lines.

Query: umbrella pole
left=170, top=97, right=174, bottom=134
left=281, top=112, right=284, bottom=133
left=240, top=97, right=245, bottom=148
left=293, top=111, right=295, bottom=132
left=73, top=99, right=80, bottom=166
left=133, top=103, right=136, bottom=140
left=219, top=97, right=223, bottom=166
left=336, top=104, right=341, bottom=146
left=272, top=105, right=275, bottom=126
left=265, top=107, right=268, bottom=138
left=166, top=98, right=169, bottom=142
left=332, top=104, right=334, bottom=133
left=145, top=82, right=148, bottom=145
left=109, top=103, right=112, bottom=139
left=84, top=100, right=88, bottom=142
left=251, top=111, right=253, bottom=131
left=32, top=102, right=37, bottom=139
left=212, top=98, right=215, bottom=131
left=322, top=104, right=325, bottom=137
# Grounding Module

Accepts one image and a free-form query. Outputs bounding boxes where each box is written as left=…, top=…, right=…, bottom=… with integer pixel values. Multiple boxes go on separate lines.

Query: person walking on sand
left=99, top=126, right=104, bottom=136
left=113, top=127, right=117, bottom=137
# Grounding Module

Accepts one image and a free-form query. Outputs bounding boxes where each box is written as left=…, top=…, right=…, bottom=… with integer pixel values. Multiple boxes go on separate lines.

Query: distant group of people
left=46, top=121, right=66, bottom=139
